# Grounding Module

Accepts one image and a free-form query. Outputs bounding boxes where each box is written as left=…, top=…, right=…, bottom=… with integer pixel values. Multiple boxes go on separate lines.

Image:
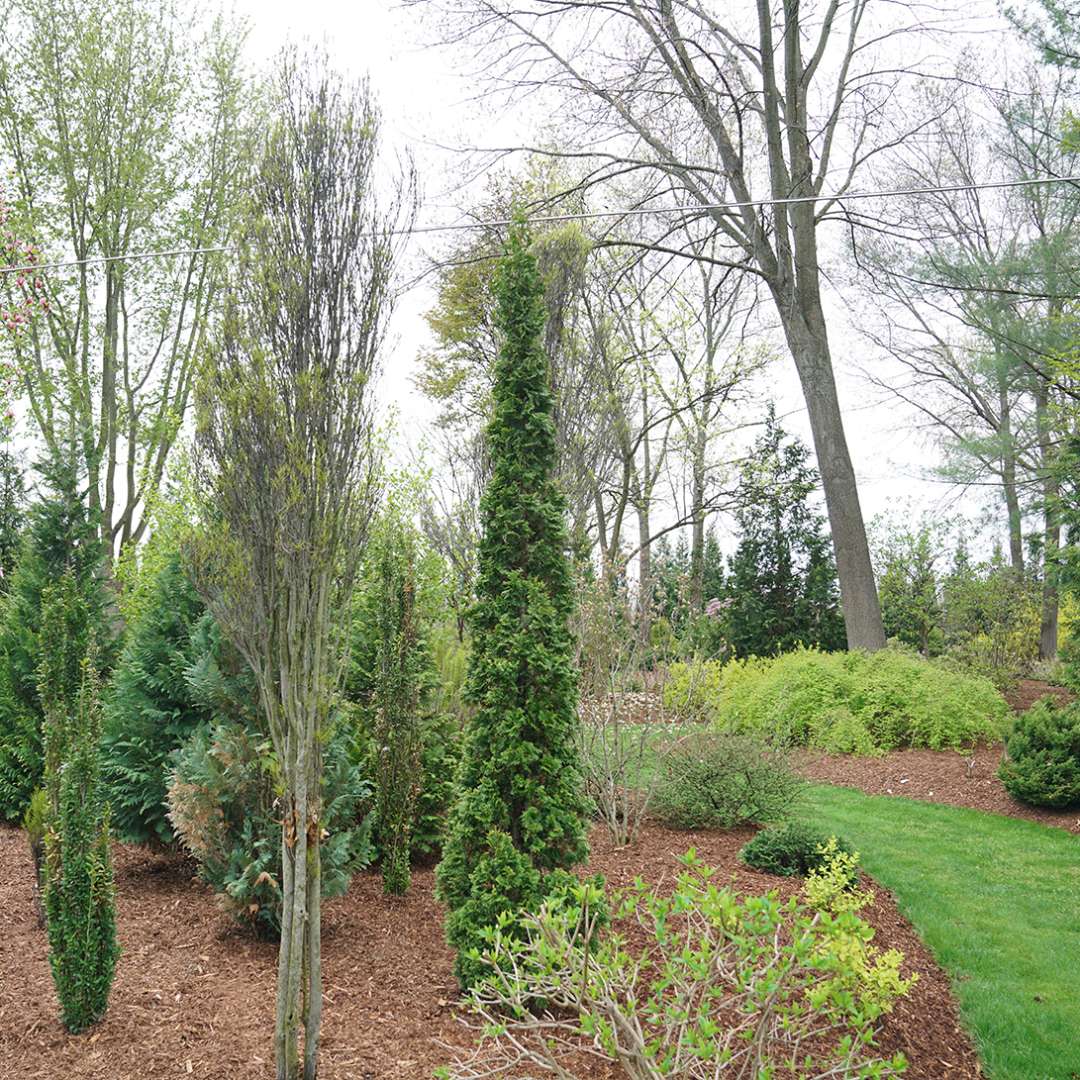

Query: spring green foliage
left=664, top=647, right=1009, bottom=754
left=723, top=407, right=846, bottom=658
left=740, top=821, right=854, bottom=879
left=0, top=470, right=112, bottom=820
left=38, top=576, right=118, bottom=1033
left=651, top=731, right=802, bottom=830
left=998, top=699, right=1080, bottom=808
left=436, top=222, right=589, bottom=990
left=101, top=554, right=209, bottom=845
left=876, top=524, right=943, bottom=656
left=805, top=784, right=1080, bottom=1080
left=444, top=852, right=912, bottom=1079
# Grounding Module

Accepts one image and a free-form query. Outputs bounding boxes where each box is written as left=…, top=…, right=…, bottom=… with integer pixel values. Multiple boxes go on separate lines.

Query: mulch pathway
left=0, top=822, right=983, bottom=1079
left=797, top=678, right=1080, bottom=835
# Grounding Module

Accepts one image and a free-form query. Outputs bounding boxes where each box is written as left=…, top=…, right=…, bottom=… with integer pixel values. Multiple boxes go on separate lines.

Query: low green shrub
left=998, top=699, right=1080, bottom=809
left=442, top=851, right=911, bottom=1079
left=664, top=647, right=1008, bottom=754
left=651, top=731, right=801, bottom=829
left=740, top=821, right=854, bottom=879
left=166, top=717, right=374, bottom=937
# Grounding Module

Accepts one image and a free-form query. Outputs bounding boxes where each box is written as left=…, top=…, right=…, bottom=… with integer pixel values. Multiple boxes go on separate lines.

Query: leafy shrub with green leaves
left=740, top=821, right=854, bottom=879
left=998, top=699, right=1080, bottom=809
left=665, top=647, right=1007, bottom=754
left=442, top=851, right=911, bottom=1080
left=167, top=715, right=373, bottom=937
left=651, top=731, right=801, bottom=830
left=101, top=554, right=209, bottom=846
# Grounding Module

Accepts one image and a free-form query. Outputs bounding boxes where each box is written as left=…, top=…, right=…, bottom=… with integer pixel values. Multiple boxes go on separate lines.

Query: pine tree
left=102, top=553, right=209, bottom=845
left=724, top=407, right=846, bottom=658
left=436, top=221, right=588, bottom=989
left=39, top=574, right=118, bottom=1033
left=0, top=464, right=111, bottom=820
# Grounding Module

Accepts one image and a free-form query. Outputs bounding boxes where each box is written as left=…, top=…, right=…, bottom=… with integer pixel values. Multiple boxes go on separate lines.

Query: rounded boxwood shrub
left=664, top=646, right=1008, bottom=754
left=739, top=821, right=853, bottom=878
left=651, top=732, right=802, bottom=830
left=998, top=699, right=1080, bottom=809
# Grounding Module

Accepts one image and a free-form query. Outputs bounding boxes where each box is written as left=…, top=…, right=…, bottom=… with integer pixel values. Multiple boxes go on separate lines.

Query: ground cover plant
left=665, top=647, right=1009, bottom=753
left=806, top=784, right=1080, bottom=1080
left=442, top=849, right=913, bottom=1079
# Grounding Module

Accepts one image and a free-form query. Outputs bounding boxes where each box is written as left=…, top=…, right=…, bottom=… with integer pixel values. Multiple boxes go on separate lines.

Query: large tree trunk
left=778, top=306, right=885, bottom=652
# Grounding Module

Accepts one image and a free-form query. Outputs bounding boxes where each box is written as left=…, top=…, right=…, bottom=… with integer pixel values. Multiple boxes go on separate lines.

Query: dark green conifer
left=39, top=574, right=118, bottom=1033
left=102, top=553, right=209, bottom=844
left=0, top=464, right=110, bottom=820
left=436, top=221, right=588, bottom=989
left=723, top=406, right=845, bottom=658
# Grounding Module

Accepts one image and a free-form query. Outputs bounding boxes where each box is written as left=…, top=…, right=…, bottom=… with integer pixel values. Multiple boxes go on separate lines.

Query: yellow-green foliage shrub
left=663, top=647, right=1008, bottom=754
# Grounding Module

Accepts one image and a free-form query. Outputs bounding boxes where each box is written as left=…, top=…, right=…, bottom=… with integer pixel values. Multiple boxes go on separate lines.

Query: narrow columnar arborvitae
left=436, top=220, right=588, bottom=989
left=39, top=573, right=118, bottom=1033
left=373, top=533, right=426, bottom=895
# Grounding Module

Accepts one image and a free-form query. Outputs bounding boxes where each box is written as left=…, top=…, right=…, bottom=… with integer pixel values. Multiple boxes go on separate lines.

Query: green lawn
left=804, top=785, right=1080, bottom=1080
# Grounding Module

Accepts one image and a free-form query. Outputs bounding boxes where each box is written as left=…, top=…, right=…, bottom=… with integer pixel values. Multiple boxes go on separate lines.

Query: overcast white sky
left=231, top=0, right=1015, bottom=543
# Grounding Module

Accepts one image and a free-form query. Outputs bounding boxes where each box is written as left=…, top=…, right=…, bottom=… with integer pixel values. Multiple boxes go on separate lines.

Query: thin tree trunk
left=1035, top=381, right=1060, bottom=660
left=688, top=430, right=707, bottom=611
left=999, top=387, right=1025, bottom=574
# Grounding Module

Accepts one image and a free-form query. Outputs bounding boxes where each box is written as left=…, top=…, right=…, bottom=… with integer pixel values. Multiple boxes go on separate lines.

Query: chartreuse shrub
left=740, top=820, right=854, bottom=879
left=651, top=731, right=802, bottom=829
left=998, top=699, right=1080, bottom=809
left=101, top=554, right=210, bottom=845
left=436, top=223, right=591, bottom=991
left=39, top=573, right=118, bottom=1033
left=440, top=850, right=912, bottom=1079
left=664, top=646, right=1007, bottom=754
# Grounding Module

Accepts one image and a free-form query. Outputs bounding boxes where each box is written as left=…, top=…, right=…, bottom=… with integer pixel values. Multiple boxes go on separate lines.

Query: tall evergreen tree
left=102, top=553, right=209, bottom=845
left=0, top=463, right=110, bottom=820
left=436, top=221, right=588, bottom=989
left=724, top=408, right=846, bottom=657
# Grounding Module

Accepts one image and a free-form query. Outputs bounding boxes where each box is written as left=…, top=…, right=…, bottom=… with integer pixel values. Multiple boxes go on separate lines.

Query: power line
left=2, top=172, right=1079, bottom=277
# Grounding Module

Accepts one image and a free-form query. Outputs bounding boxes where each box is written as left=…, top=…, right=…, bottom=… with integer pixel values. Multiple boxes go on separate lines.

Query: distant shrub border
left=663, top=646, right=1008, bottom=755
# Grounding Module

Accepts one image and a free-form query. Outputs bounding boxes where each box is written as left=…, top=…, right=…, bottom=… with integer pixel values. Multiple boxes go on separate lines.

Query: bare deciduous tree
left=191, top=54, right=413, bottom=1080
left=405, top=0, right=923, bottom=648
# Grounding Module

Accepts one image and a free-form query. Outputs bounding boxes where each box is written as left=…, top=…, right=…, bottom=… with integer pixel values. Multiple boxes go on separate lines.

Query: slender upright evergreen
left=39, top=573, right=118, bottom=1032
left=436, top=221, right=588, bottom=989
left=373, top=531, right=427, bottom=895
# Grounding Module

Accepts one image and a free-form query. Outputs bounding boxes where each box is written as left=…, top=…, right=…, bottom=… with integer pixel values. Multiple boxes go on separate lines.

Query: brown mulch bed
left=798, top=678, right=1080, bottom=835
left=0, top=822, right=982, bottom=1079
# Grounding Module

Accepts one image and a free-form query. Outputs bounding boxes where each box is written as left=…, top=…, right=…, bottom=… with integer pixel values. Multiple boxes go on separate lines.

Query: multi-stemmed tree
left=437, top=221, right=589, bottom=990
left=191, top=53, right=410, bottom=1080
